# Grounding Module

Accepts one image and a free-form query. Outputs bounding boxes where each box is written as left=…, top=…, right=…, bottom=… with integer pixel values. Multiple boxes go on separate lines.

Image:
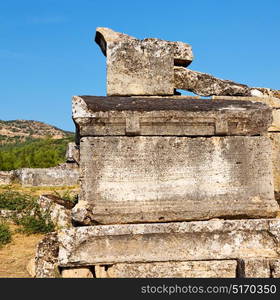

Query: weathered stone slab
left=212, top=95, right=280, bottom=109
left=95, top=261, right=237, bottom=278
left=268, top=133, right=280, bottom=193
left=95, top=27, right=193, bottom=67
left=15, top=164, right=79, bottom=187
left=73, top=96, right=272, bottom=137
left=174, top=67, right=252, bottom=97
left=72, top=135, right=277, bottom=225
left=58, top=219, right=280, bottom=266
left=61, top=268, right=93, bottom=278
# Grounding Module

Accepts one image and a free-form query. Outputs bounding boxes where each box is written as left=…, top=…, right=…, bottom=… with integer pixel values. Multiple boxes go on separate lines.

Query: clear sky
left=1, top=0, right=280, bottom=131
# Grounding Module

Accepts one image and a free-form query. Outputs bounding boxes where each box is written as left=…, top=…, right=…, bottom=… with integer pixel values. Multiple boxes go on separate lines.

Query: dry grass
left=0, top=224, right=43, bottom=278
left=0, top=184, right=79, bottom=278
left=0, top=184, right=79, bottom=197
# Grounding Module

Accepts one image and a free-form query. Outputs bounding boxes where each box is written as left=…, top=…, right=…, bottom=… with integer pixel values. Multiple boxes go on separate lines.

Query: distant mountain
left=0, top=120, right=75, bottom=171
left=0, top=120, right=73, bottom=144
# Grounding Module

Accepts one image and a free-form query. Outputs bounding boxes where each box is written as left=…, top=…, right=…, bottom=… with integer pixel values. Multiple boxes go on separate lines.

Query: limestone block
left=242, top=259, right=271, bottom=278
left=106, top=39, right=174, bottom=96
left=58, top=219, right=280, bottom=266
left=15, top=165, right=79, bottom=187
left=61, top=268, right=93, bottom=278
left=72, top=96, right=272, bottom=137
left=268, top=133, right=280, bottom=193
left=35, top=233, right=59, bottom=278
left=95, top=27, right=193, bottom=67
left=95, top=261, right=237, bottom=278
left=174, top=67, right=251, bottom=97
left=73, top=135, right=278, bottom=225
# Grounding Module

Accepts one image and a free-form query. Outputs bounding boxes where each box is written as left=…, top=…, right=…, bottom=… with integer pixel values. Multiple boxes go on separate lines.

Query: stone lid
left=72, top=96, right=272, bottom=137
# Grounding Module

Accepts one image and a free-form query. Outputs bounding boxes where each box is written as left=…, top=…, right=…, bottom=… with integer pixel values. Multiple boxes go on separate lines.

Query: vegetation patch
left=0, top=222, right=12, bottom=247
left=0, top=137, right=74, bottom=171
left=0, top=189, right=54, bottom=235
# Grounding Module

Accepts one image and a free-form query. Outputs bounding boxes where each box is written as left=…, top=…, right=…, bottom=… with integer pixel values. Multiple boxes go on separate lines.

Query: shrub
left=0, top=223, right=12, bottom=247
left=0, top=190, right=54, bottom=235
left=0, top=190, right=33, bottom=211
left=17, top=214, right=54, bottom=235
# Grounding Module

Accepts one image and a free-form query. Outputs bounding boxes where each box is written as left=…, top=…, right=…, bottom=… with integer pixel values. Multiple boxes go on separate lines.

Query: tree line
left=0, top=137, right=74, bottom=171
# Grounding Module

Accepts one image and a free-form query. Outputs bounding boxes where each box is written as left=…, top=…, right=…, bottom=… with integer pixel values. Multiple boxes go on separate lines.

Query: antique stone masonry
left=34, top=28, right=280, bottom=278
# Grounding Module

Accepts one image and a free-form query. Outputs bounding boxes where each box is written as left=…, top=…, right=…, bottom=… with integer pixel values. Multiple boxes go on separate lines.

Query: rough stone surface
left=174, top=67, right=252, bottom=97
left=26, top=258, right=36, bottom=278
left=212, top=95, right=280, bottom=109
left=271, top=259, right=280, bottom=278
left=72, top=96, right=272, bottom=137
left=95, top=261, right=237, bottom=278
left=58, top=219, right=280, bottom=266
left=65, top=142, right=80, bottom=164
left=241, top=259, right=280, bottom=278
left=106, top=39, right=174, bottom=96
left=61, top=268, right=93, bottom=278
left=269, top=110, right=280, bottom=131
left=250, top=87, right=280, bottom=99
left=15, top=164, right=79, bottom=187
left=268, top=133, right=280, bottom=193
left=38, top=195, right=73, bottom=229
left=0, top=171, right=15, bottom=185
left=35, top=232, right=59, bottom=278
left=242, top=259, right=271, bottom=278
left=95, top=27, right=193, bottom=66
left=74, top=135, right=278, bottom=225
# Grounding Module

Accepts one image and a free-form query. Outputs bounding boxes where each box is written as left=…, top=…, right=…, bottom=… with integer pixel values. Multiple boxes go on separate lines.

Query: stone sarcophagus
left=72, top=96, right=279, bottom=225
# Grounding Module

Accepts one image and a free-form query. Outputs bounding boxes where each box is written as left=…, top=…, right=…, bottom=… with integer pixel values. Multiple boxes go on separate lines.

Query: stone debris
left=95, top=261, right=237, bottom=278
left=58, top=219, right=280, bottom=266
left=38, top=195, right=73, bottom=229
left=35, top=233, right=59, bottom=278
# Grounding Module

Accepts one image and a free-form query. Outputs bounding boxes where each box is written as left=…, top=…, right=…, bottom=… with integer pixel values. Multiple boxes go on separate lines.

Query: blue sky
left=1, top=0, right=280, bottom=131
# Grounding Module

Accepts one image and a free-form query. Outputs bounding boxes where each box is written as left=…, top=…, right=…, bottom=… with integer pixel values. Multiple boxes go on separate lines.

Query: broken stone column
left=95, top=27, right=193, bottom=96
left=72, top=95, right=278, bottom=225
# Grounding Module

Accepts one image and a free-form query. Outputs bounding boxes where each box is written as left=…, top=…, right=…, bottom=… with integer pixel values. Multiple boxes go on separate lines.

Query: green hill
left=0, top=120, right=74, bottom=171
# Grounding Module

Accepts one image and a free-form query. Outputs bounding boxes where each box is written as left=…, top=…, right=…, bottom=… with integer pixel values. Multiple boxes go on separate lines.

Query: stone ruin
left=33, top=28, right=280, bottom=278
